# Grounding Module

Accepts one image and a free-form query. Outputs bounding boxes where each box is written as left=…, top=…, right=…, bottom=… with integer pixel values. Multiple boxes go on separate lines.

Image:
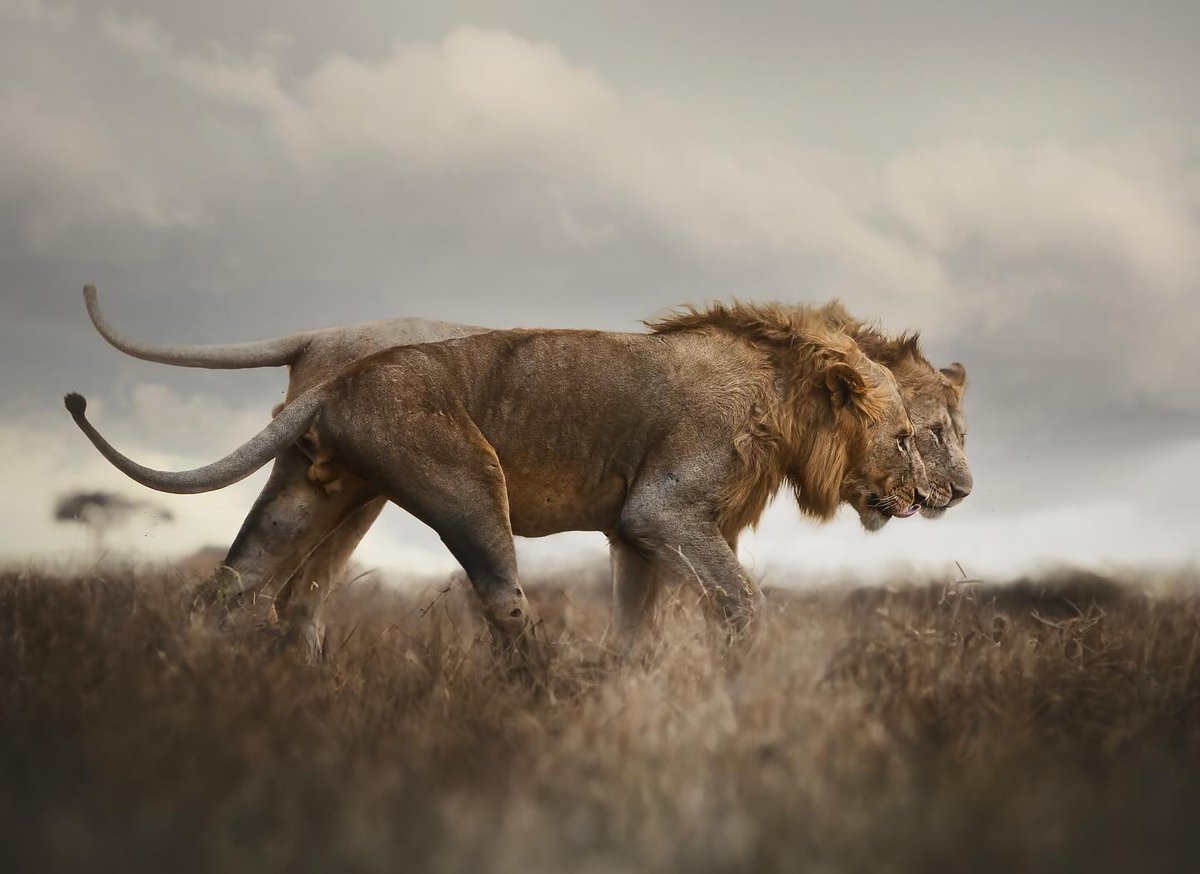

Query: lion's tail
left=63, top=383, right=330, bottom=495
left=84, top=284, right=312, bottom=369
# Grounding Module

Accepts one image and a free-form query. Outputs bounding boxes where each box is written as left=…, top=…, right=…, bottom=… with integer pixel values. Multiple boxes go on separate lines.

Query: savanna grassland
left=2, top=564, right=1199, bottom=873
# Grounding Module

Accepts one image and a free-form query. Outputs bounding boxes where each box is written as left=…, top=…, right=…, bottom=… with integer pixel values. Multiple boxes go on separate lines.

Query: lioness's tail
left=63, top=385, right=328, bottom=494
left=84, top=284, right=312, bottom=369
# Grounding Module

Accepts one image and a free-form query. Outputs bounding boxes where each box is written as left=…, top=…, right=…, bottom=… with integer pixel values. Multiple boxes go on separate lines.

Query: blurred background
left=2, top=0, right=1197, bottom=579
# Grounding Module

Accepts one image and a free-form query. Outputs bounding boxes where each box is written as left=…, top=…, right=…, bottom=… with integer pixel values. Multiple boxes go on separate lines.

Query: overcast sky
left=2, top=0, right=1198, bottom=581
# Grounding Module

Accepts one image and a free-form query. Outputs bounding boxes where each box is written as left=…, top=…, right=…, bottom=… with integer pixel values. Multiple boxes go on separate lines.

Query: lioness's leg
left=273, top=495, right=388, bottom=660
left=201, top=446, right=318, bottom=605
left=609, top=538, right=663, bottom=646
left=202, top=446, right=379, bottom=613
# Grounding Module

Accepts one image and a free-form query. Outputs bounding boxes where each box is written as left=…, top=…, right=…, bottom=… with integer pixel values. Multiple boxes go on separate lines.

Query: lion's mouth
left=869, top=494, right=921, bottom=519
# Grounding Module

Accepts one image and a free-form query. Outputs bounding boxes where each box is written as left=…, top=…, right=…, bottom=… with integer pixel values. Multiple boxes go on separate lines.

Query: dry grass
left=2, top=564, right=1200, bottom=873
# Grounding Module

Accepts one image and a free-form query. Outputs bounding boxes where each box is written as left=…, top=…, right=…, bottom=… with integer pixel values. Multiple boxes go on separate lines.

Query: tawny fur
left=79, top=287, right=966, bottom=652
left=68, top=312, right=926, bottom=641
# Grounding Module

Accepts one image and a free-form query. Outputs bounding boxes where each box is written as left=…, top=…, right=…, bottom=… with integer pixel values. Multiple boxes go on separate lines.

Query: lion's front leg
left=662, top=531, right=763, bottom=640
left=615, top=505, right=763, bottom=642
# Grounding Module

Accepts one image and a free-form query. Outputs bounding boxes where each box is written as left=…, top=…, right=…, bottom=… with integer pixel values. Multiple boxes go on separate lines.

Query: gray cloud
left=1, top=2, right=1198, bottom=572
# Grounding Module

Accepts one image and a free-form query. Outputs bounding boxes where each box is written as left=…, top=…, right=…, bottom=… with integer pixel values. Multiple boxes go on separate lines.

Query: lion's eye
left=896, top=434, right=911, bottom=453
left=930, top=428, right=943, bottom=446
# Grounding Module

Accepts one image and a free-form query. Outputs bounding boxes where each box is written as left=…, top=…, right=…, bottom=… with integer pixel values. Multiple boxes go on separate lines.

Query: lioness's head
left=906, top=361, right=970, bottom=518
left=850, top=332, right=972, bottom=522
left=828, top=349, right=931, bottom=532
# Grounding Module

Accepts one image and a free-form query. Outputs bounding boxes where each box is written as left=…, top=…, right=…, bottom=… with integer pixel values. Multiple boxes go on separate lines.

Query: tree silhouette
left=53, top=490, right=174, bottom=552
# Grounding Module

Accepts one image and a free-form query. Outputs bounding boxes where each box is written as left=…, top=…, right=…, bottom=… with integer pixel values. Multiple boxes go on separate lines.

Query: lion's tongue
left=895, top=505, right=920, bottom=518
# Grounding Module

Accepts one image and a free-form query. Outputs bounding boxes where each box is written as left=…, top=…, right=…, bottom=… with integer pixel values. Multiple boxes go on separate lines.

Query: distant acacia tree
left=53, top=490, right=174, bottom=552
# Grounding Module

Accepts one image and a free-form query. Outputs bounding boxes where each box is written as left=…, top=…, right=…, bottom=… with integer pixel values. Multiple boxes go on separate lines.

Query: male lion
left=66, top=312, right=927, bottom=643
left=82, top=287, right=969, bottom=654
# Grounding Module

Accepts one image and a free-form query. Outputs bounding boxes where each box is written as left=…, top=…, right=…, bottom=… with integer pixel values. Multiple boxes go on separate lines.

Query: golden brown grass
left=2, top=565, right=1199, bottom=873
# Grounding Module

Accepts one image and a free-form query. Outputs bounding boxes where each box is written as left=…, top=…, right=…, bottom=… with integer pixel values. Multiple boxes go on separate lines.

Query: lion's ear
left=824, top=361, right=869, bottom=412
left=940, top=362, right=967, bottom=399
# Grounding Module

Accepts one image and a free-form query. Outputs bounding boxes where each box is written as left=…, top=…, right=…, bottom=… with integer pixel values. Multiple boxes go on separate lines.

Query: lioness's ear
left=825, top=361, right=868, bottom=412
left=940, top=362, right=967, bottom=400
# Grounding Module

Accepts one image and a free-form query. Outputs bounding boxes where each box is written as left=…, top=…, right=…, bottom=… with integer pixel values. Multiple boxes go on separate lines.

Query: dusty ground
left=2, top=564, right=1199, bottom=873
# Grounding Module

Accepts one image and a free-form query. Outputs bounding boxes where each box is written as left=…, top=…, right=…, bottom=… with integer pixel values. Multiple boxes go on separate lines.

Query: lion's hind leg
left=360, top=422, right=532, bottom=649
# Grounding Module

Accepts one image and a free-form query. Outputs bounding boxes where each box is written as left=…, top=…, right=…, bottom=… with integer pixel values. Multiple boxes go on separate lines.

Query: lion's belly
left=503, top=464, right=628, bottom=537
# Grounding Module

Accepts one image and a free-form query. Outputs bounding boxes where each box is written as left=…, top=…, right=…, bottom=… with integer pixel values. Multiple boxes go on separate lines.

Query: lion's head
left=646, top=301, right=931, bottom=531
left=825, top=348, right=930, bottom=532
left=848, top=332, right=971, bottom=522
left=813, top=304, right=972, bottom=526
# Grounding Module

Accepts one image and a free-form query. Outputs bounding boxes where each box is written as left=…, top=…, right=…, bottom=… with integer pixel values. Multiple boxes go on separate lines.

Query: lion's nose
left=914, top=488, right=930, bottom=506
left=951, top=484, right=972, bottom=501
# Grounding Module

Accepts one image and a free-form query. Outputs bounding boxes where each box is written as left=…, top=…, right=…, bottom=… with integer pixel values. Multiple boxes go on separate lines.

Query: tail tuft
left=64, top=392, right=87, bottom=417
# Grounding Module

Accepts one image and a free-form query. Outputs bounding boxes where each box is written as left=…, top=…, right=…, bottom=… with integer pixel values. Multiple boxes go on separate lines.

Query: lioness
left=83, top=288, right=969, bottom=653
left=67, top=313, right=927, bottom=642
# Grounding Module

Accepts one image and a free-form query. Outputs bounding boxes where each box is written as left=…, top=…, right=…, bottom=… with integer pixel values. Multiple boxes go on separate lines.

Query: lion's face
left=839, top=357, right=930, bottom=532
